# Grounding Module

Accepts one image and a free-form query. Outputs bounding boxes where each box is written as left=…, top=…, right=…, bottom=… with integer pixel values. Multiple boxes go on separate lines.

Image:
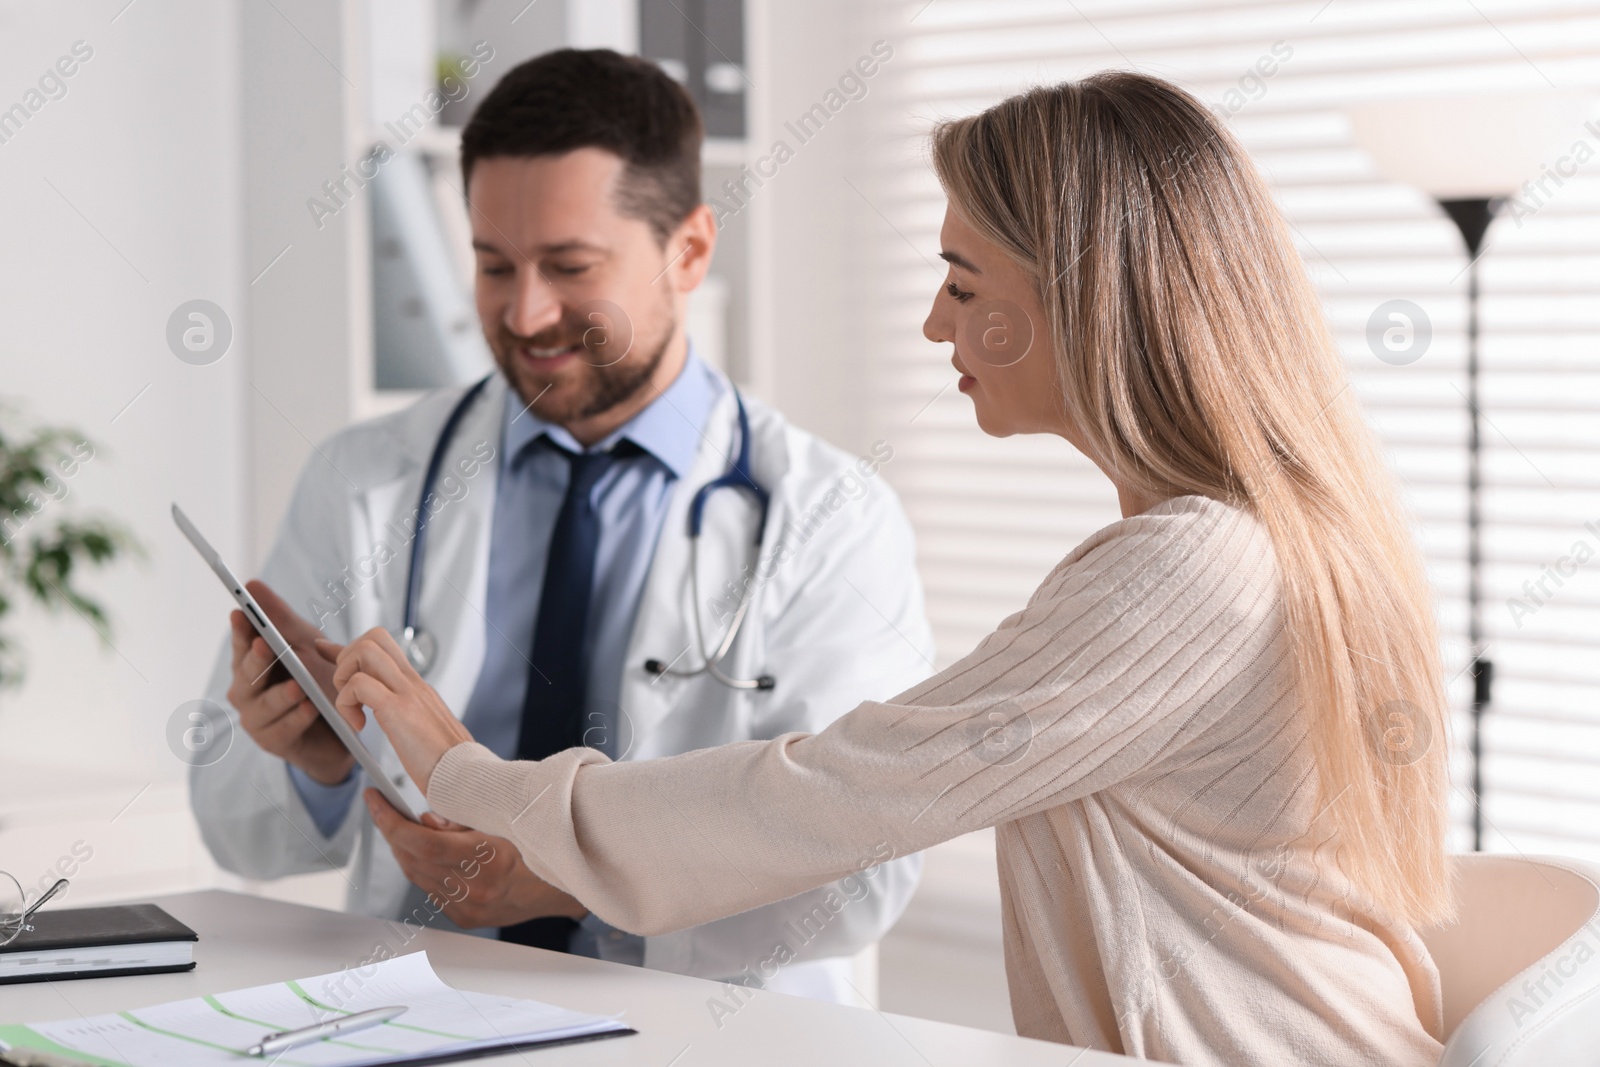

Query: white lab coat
left=191, top=370, right=934, bottom=1001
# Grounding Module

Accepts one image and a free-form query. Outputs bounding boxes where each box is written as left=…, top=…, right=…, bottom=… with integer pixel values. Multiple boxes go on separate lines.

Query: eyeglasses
left=0, top=872, right=68, bottom=948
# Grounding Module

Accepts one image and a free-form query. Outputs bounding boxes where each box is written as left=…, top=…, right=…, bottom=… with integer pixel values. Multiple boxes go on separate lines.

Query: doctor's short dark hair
left=460, top=48, right=704, bottom=245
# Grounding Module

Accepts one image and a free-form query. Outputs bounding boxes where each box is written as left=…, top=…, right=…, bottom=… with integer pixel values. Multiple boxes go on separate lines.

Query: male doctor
left=191, top=49, right=933, bottom=1001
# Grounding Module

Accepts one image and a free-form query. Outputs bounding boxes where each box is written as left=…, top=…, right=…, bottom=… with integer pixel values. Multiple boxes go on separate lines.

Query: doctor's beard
left=492, top=307, right=675, bottom=427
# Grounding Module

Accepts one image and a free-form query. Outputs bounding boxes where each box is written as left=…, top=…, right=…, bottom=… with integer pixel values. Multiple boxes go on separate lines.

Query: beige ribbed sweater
left=429, top=495, right=1445, bottom=1066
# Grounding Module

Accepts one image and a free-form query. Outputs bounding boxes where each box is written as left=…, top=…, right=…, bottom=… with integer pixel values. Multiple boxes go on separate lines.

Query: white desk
left=2, top=891, right=1131, bottom=1065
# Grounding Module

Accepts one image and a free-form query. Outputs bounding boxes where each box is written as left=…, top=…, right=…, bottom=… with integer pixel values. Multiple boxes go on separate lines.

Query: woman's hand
left=320, top=628, right=474, bottom=796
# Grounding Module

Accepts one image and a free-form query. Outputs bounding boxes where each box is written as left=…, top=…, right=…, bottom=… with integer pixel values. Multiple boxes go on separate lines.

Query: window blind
left=861, top=0, right=1600, bottom=860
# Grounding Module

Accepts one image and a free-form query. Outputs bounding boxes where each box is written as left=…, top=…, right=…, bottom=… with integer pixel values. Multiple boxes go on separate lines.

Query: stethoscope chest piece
left=402, top=625, right=437, bottom=676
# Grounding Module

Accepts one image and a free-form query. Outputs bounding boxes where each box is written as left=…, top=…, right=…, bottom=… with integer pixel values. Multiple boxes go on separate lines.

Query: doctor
left=190, top=48, right=932, bottom=1001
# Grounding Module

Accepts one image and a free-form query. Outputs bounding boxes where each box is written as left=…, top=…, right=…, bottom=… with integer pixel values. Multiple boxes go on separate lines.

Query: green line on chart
left=118, top=1010, right=308, bottom=1065
left=0, top=1025, right=131, bottom=1067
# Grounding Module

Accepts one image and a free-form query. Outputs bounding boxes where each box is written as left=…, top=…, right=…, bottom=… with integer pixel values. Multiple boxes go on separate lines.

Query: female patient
left=327, top=72, right=1453, bottom=1066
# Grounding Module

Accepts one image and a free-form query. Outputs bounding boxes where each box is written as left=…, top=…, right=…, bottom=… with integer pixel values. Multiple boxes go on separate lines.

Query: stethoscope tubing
left=402, top=373, right=774, bottom=690
left=401, top=374, right=493, bottom=662
left=645, top=533, right=775, bottom=690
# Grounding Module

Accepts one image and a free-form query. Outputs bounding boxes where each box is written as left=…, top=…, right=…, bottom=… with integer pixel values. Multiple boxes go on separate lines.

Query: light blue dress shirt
left=289, top=351, right=724, bottom=961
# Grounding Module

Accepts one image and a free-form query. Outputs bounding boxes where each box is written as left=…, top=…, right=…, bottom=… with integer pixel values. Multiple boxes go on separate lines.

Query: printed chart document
left=0, top=951, right=633, bottom=1066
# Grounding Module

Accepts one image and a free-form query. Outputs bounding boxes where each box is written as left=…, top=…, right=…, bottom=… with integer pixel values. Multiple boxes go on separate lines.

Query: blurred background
left=2, top=0, right=1598, bottom=1035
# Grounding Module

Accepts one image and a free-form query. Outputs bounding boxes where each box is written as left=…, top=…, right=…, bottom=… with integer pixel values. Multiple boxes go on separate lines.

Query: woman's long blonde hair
left=932, top=72, right=1452, bottom=927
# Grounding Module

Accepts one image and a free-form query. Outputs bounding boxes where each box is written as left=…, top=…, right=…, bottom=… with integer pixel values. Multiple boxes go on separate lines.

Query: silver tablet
left=172, top=503, right=419, bottom=821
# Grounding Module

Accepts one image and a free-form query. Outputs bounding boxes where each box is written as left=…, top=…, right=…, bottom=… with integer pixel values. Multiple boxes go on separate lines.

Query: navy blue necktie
left=500, top=441, right=626, bottom=951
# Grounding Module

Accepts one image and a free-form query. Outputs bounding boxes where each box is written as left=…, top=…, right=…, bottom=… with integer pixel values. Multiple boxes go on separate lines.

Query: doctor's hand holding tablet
left=224, top=581, right=352, bottom=789
left=313, top=628, right=593, bottom=927
left=205, top=563, right=586, bottom=928
left=177, top=496, right=587, bottom=926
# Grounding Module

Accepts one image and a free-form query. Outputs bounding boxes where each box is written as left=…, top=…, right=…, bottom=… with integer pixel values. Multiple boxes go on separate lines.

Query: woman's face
left=923, top=206, right=1068, bottom=439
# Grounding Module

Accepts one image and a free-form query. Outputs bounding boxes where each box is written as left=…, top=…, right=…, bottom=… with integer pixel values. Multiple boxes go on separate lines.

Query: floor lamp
left=1439, top=195, right=1498, bottom=854
left=1349, top=93, right=1587, bottom=851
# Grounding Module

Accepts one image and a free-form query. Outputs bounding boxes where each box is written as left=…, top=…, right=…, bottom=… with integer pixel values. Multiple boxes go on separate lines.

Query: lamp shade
left=1348, top=92, right=1593, bottom=198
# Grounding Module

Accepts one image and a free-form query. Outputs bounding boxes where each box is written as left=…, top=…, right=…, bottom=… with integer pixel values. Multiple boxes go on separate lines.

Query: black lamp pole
left=1437, top=196, right=1499, bottom=853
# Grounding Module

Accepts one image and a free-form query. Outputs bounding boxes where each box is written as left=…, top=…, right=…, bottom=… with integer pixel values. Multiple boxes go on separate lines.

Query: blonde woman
left=325, top=72, right=1453, bottom=1065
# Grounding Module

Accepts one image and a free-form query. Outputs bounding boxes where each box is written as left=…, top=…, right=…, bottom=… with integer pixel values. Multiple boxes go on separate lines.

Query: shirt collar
left=501, top=344, right=724, bottom=479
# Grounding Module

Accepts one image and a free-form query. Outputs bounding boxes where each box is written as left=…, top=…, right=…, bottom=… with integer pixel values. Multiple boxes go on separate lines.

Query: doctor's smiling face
left=469, top=148, right=716, bottom=445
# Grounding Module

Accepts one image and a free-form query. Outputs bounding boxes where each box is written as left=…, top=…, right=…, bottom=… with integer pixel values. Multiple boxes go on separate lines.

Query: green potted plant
left=0, top=411, right=135, bottom=688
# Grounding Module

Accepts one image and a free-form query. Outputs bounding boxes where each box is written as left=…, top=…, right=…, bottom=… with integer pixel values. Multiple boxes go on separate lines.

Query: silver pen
left=247, top=1005, right=408, bottom=1057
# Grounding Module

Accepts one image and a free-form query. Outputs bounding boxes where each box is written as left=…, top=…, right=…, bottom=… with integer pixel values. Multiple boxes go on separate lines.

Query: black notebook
left=0, top=903, right=197, bottom=985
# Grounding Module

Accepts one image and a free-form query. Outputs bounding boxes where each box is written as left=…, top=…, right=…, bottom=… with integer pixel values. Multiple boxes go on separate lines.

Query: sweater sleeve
left=428, top=497, right=1284, bottom=936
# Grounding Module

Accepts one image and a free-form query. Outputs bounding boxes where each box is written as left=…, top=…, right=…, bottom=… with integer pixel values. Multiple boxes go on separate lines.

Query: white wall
left=0, top=0, right=246, bottom=897
left=743, top=0, right=898, bottom=454
left=239, top=0, right=366, bottom=562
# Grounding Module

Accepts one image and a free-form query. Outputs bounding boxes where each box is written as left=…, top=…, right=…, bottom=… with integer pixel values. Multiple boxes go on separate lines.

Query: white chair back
left=1421, top=853, right=1600, bottom=1066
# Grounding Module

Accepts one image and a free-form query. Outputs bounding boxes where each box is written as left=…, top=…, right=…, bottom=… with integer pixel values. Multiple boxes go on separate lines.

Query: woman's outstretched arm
left=334, top=498, right=1281, bottom=936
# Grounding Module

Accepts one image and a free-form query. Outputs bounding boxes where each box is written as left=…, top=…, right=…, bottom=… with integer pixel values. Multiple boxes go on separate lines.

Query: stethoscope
left=401, top=374, right=776, bottom=691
